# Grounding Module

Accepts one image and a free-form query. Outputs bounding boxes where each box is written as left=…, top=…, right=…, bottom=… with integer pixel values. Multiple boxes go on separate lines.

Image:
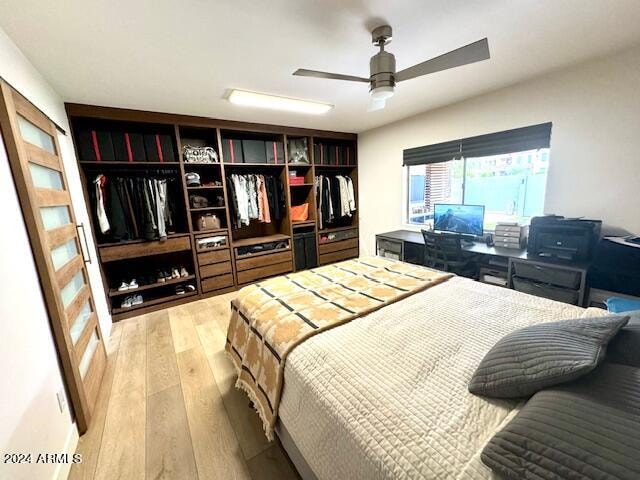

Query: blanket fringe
left=224, top=349, right=275, bottom=441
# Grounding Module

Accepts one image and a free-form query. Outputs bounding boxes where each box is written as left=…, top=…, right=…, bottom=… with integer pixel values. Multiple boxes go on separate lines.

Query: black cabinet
left=294, top=232, right=318, bottom=271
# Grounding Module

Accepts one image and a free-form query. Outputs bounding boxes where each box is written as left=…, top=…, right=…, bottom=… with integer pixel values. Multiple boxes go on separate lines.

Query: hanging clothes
left=90, top=174, right=177, bottom=242
left=315, top=174, right=356, bottom=228
left=226, top=173, right=284, bottom=228
left=93, top=175, right=110, bottom=233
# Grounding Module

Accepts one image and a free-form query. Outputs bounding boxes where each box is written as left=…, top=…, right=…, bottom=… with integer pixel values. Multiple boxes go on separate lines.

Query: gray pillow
left=468, top=315, right=629, bottom=398
left=481, top=363, right=640, bottom=480
left=607, top=310, right=640, bottom=367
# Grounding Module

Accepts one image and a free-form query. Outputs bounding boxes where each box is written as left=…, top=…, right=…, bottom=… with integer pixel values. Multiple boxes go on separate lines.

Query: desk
left=375, top=230, right=590, bottom=306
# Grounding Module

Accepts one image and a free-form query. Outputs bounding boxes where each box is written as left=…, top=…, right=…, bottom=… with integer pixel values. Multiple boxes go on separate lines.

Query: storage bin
left=512, top=261, right=581, bottom=289
left=512, top=277, right=579, bottom=304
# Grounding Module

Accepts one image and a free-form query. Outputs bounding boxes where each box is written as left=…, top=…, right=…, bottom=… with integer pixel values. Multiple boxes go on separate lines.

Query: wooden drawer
left=201, top=274, right=234, bottom=293
left=237, top=261, right=292, bottom=285
left=236, top=250, right=292, bottom=272
left=198, top=249, right=231, bottom=266
left=319, top=247, right=359, bottom=266
left=195, top=233, right=229, bottom=252
left=199, top=261, right=232, bottom=279
left=319, top=238, right=359, bottom=255
left=100, top=236, right=190, bottom=262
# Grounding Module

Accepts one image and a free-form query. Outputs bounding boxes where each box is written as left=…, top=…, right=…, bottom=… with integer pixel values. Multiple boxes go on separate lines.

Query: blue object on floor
left=605, top=296, right=640, bottom=313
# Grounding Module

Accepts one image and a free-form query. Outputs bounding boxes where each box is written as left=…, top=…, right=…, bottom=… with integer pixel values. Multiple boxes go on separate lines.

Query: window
left=406, top=148, right=549, bottom=230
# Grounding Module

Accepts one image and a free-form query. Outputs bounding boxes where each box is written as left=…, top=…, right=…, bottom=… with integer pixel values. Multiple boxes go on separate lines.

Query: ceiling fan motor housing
left=370, top=50, right=396, bottom=91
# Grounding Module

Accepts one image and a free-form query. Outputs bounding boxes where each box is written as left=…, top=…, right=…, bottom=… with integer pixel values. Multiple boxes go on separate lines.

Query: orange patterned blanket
left=225, top=256, right=453, bottom=439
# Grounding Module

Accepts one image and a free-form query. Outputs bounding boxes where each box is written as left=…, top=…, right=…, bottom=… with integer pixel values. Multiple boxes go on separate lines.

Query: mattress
left=278, top=276, right=601, bottom=480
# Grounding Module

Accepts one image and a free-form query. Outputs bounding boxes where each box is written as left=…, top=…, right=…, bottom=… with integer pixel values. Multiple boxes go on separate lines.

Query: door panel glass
left=79, top=330, right=99, bottom=379
left=29, top=162, right=63, bottom=190
left=51, top=238, right=79, bottom=271
left=40, top=206, right=71, bottom=230
left=61, top=270, right=85, bottom=308
left=17, top=115, right=56, bottom=154
left=70, top=300, right=91, bottom=344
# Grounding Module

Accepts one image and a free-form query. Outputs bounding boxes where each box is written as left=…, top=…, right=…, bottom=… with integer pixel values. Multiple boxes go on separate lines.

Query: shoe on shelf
left=175, top=286, right=186, bottom=295
left=117, top=281, right=129, bottom=291
left=129, top=279, right=139, bottom=289
left=120, top=296, right=132, bottom=308
left=171, top=268, right=180, bottom=279
left=180, top=266, right=189, bottom=278
left=131, top=294, right=143, bottom=306
left=186, top=284, right=196, bottom=292
left=164, top=270, right=173, bottom=281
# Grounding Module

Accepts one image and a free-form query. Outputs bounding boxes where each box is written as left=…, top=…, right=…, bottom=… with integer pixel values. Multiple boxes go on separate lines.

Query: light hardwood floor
left=69, top=292, right=300, bottom=480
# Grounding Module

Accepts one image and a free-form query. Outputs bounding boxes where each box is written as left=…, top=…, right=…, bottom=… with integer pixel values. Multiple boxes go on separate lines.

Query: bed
left=226, top=257, right=603, bottom=480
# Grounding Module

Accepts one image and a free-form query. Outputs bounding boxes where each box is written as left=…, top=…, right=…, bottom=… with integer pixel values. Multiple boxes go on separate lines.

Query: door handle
left=76, top=223, right=92, bottom=264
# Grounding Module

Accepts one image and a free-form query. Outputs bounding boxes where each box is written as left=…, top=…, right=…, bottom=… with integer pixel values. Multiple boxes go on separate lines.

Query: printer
left=527, top=215, right=602, bottom=261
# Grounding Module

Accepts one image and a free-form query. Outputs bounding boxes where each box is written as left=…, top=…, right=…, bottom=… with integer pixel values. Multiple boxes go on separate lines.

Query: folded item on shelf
left=183, top=145, right=218, bottom=163
left=197, top=235, right=227, bottom=249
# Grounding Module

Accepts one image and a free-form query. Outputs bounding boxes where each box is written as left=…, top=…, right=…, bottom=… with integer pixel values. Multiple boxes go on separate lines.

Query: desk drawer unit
left=236, top=254, right=293, bottom=284
left=512, top=261, right=581, bottom=289
left=194, top=233, right=235, bottom=294
left=318, top=228, right=359, bottom=265
left=377, top=238, right=403, bottom=260
left=512, top=277, right=580, bottom=305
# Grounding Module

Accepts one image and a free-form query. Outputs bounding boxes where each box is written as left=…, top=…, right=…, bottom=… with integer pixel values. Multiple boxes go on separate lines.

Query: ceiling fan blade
left=293, top=68, right=370, bottom=83
left=395, top=38, right=490, bottom=82
left=367, top=97, right=386, bottom=112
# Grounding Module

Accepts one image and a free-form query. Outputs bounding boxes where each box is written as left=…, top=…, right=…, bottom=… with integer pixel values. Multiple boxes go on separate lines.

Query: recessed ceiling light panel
left=228, top=89, right=333, bottom=115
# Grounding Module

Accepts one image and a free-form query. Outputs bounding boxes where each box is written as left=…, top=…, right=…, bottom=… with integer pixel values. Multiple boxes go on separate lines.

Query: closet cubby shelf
left=313, top=164, right=356, bottom=169
left=80, top=161, right=180, bottom=166
left=292, top=221, right=316, bottom=229
left=319, top=225, right=359, bottom=234
left=289, top=183, right=314, bottom=187
left=189, top=206, right=226, bottom=212
left=108, top=274, right=196, bottom=297
left=224, top=163, right=285, bottom=168
left=232, top=233, right=290, bottom=248
left=97, top=233, right=189, bottom=249
left=111, top=290, right=197, bottom=315
left=187, top=186, right=224, bottom=190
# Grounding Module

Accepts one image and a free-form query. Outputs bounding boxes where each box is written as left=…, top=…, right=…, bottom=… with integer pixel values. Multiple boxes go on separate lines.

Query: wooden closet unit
left=66, top=104, right=359, bottom=321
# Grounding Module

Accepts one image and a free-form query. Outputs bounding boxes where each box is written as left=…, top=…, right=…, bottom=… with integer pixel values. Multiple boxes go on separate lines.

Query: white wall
left=358, top=45, right=640, bottom=255
left=0, top=27, right=109, bottom=480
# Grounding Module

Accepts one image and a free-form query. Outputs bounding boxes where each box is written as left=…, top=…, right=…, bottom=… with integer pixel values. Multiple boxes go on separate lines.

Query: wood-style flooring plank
left=93, top=315, right=147, bottom=480
left=69, top=321, right=123, bottom=480
left=145, top=384, right=198, bottom=480
left=146, top=310, right=180, bottom=396
left=197, top=322, right=273, bottom=461
left=177, top=346, right=251, bottom=480
left=168, top=305, right=199, bottom=353
left=246, top=444, right=300, bottom=480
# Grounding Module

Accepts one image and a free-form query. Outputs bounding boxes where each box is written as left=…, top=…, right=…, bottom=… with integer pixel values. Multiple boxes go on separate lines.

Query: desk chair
left=421, top=230, right=478, bottom=278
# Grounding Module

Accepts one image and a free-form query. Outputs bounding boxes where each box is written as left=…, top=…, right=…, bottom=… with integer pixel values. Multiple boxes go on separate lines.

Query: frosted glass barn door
left=0, top=80, right=106, bottom=433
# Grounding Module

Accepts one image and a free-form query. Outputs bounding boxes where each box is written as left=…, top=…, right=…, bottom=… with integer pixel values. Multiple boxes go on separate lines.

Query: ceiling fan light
left=370, top=86, right=394, bottom=100
left=228, top=89, right=333, bottom=115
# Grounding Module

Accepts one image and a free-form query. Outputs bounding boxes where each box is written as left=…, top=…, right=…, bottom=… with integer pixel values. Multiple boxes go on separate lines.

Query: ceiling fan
left=293, top=25, right=490, bottom=111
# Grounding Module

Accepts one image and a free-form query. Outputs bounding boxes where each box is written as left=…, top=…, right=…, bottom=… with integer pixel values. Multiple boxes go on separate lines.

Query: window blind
left=402, top=122, right=552, bottom=166
left=461, top=122, right=552, bottom=158
left=402, top=139, right=462, bottom=166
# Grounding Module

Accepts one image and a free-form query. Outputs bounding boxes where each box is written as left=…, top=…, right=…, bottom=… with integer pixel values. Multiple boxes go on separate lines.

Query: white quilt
left=278, top=276, right=603, bottom=480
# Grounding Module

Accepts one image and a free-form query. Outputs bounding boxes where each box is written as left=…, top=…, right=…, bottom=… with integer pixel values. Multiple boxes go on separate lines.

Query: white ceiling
left=2, top=0, right=640, bottom=133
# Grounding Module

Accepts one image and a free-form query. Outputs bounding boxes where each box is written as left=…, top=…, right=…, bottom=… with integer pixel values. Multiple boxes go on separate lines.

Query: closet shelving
left=67, top=103, right=358, bottom=320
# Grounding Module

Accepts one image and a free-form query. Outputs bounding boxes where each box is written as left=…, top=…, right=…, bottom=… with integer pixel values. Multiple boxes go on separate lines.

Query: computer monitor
left=433, top=204, right=485, bottom=237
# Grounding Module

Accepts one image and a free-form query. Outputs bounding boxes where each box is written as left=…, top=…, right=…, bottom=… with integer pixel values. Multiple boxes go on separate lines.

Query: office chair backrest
left=421, top=230, right=465, bottom=271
